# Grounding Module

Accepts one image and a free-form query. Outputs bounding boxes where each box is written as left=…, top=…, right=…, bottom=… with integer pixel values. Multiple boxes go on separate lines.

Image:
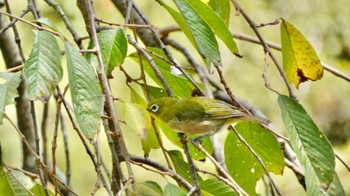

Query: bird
left=147, top=96, right=267, bottom=140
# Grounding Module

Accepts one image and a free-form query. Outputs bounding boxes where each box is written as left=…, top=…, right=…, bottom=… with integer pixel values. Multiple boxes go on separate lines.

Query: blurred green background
left=1, top=0, right=349, bottom=195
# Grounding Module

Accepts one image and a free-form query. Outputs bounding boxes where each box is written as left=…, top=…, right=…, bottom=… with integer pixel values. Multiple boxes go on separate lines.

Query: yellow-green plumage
left=147, top=97, right=264, bottom=136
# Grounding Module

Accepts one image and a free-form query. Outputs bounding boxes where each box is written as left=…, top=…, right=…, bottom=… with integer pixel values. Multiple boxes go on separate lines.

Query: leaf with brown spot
left=281, top=19, right=323, bottom=88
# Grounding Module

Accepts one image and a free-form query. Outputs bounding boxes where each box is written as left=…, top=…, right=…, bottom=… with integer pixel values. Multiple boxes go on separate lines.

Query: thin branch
left=129, top=0, right=206, bottom=96
left=30, top=100, right=49, bottom=196
left=52, top=93, right=62, bottom=195
left=92, top=128, right=103, bottom=195
left=231, top=0, right=296, bottom=99
left=4, top=114, right=78, bottom=195
left=151, top=119, right=173, bottom=170
left=128, top=34, right=173, bottom=97
left=60, top=109, right=71, bottom=187
left=335, top=152, right=350, bottom=172
left=57, top=86, right=112, bottom=195
left=179, top=134, right=201, bottom=196
left=41, top=103, right=49, bottom=167
left=214, top=63, right=249, bottom=113
left=129, top=155, right=192, bottom=190
left=262, top=51, right=279, bottom=94
left=43, top=0, right=84, bottom=48
left=6, top=166, right=39, bottom=179
left=95, top=17, right=151, bottom=28
left=77, top=0, right=135, bottom=194
left=232, top=32, right=350, bottom=82
left=0, top=11, right=64, bottom=39
left=160, top=24, right=350, bottom=86
left=117, top=178, right=134, bottom=196
left=5, top=64, right=23, bottom=72
left=0, top=7, right=30, bottom=35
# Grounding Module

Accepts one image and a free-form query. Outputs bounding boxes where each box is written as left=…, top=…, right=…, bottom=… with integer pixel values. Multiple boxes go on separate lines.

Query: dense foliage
left=0, top=0, right=349, bottom=195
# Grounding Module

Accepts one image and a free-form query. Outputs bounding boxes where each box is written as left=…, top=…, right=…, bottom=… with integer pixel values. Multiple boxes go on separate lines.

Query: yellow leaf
left=281, top=19, right=323, bottom=88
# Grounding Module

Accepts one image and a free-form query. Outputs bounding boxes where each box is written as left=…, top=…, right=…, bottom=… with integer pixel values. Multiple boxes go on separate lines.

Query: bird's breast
left=168, top=119, right=227, bottom=135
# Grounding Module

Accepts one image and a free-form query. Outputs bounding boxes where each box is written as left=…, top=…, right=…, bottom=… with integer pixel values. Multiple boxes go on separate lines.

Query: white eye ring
left=150, top=104, right=159, bottom=112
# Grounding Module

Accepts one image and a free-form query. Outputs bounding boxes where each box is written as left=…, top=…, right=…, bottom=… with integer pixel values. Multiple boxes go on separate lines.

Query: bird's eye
left=150, top=104, right=159, bottom=113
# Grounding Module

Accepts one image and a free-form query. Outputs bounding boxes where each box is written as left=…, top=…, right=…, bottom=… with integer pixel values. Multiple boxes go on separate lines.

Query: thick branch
left=0, top=11, right=36, bottom=173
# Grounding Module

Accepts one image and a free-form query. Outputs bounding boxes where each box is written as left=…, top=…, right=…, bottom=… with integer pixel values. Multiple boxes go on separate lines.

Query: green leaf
left=184, top=0, right=238, bottom=55
left=144, top=85, right=168, bottom=100
left=36, top=18, right=58, bottom=31
left=120, top=102, right=151, bottom=141
left=130, top=87, right=147, bottom=107
left=158, top=0, right=220, bottom=67
left=224, top=122, right=285, bottom=195
left=87, top=29, right=127, bottom=77
left=23, top=30, right=62, bottom=102
left=64, top=43, right=102, bottom=139
left=167, top=150, right=202, bottom=184
left=0, top=72, right=21, bottom=124
left=173, top=0, right=221, bottom=66
left=187, top=136, right=213, bottom=161
left=278, top=95, right=335, bottom=195
left=0, top=144, right=2, bottom=165
left=326, top=173, right=345, bottom=196
left=0, top=167, right=15, bottom=196
left=157, top=1, right=196, bottom=48
left=167, top=150, right=193, bottom=183
left=141, top=126, right=160, bottom=157
left=130, top=87, right=160, bottom=156
left=30, top=183, right=54, bottom=196
left=0, top=167, right=31, bottom=196
left=164, top=182, right=187, bottom=196
left=129, top=48, right=196, bottom=98
left=208, top=0, right=230, bottom=25
left=199, top=178, right=238, bottom=196
left=138, top=181, right=163, bottom=196
left=280, top=19, right=323, bottom=88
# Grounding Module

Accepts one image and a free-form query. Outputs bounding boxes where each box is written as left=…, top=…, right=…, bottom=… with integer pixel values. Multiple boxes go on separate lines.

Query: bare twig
left=151, top=119, right=174, bottom=170
left=130, top=155, right=192, bottom=190
left=214, top=63, right=249, bottom=113
left=161, top=37, right=210, bottom=96
left=43, top=0, right=84, bottom=48
left=238, top=1, right=297, bottom=98
left=4, top=114, right=78, bottom=195
left=6, top=166, right=39, bottom=179
left=262, top=51, right=279, bottom=94
left=52, top=92, right=62, bottom=195
left=232, top=32, right=350, bottom=82
left=0, top=7, right=30, bottom=35
left=57, top=86, right=112, bottom=195
left=95, top=17, right=151, bottom=28
left=130, top=0, right=206, bottom=96
left=0, top=11, right=64, bottom=39
left=117, top=178, right=133, bottom=196
left=77, top=0, right=135, bottom=194
left=335, top=152, right=350, bottom=172
left=179, top=134, right=201, bottom=195
left=60, top=109, right=71, bottom=187
left=128, top=35, right=173, bottom=97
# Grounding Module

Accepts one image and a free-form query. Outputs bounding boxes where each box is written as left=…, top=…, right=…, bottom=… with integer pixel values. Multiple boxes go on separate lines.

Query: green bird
left=147, top=96, right=267, bottom=139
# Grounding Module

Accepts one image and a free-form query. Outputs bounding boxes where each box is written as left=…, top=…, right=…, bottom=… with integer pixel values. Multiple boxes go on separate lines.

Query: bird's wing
left=171, top=99, right=204, bottom=122
left=192, top=97, right=249, bottom=120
